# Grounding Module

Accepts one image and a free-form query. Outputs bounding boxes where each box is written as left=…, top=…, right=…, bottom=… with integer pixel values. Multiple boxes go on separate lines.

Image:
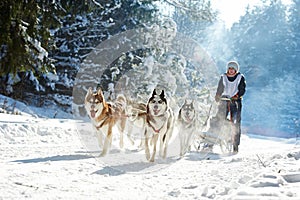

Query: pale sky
left=210, top=0, right=259, bottom=28
left=211, top=0, right=292, bottom=28
left=158, top=0, right=292, bottom=29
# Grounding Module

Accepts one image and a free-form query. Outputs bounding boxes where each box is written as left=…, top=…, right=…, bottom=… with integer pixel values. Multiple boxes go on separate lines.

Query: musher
left=206, top=61, right=246, bottom=153
left=215, top=61, right=246, bottom=152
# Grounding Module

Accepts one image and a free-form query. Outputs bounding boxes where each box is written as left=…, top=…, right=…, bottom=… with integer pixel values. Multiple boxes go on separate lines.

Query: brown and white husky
left=84, top=87, right=131, bottom=156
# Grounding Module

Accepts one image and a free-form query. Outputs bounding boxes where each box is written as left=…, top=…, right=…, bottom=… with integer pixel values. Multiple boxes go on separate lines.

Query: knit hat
left=226, top=61, right=239, bottom=73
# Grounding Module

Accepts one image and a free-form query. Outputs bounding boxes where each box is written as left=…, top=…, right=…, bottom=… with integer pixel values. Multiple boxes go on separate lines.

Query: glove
left=215, top=95, right=221, bottom=102
left=230, top=94, right=239, bottom=101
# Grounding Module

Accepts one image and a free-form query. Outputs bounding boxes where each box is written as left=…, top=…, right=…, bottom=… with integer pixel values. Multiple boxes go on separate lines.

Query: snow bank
left=0, top=96, right=299, bottom=199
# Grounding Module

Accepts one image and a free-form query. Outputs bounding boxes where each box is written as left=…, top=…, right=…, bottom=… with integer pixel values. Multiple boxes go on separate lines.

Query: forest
left=0, top=0, right=299, bottom=137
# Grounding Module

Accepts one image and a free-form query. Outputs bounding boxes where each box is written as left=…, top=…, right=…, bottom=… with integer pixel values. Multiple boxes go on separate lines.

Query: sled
left=195, top=97, right=237, bottom=154
left=196, top=120, right=234, bottom=153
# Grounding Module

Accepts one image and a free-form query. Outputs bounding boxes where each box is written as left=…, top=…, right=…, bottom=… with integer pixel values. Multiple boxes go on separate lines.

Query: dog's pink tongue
left=90, top=110, right=96, bottom=118
left=186, top=115, right=191, bottom=121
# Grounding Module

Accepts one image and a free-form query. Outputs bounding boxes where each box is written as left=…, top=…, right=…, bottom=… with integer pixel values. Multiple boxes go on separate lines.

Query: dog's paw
left=145, top=152, right=150, bottom=160
left=99, top=151, right=107, bottom=157
left=146, top=155, right=150, bottom=160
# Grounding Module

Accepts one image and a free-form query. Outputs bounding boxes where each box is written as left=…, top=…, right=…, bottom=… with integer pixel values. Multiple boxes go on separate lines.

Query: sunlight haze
left=211, top=0, right=293, bottom=28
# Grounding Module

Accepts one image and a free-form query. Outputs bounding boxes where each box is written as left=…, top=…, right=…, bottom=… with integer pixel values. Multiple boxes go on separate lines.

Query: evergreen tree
left=228, top=0, right=299, bottom=136
left=288, top=0, right=300, bottom=72
left=55, top=0, right=161, bottom=100
left=0, top=0, right=160, bottom=103
left=0, top=0, right=62, bottom=76
left=230, top=0, right=289, bottom=83
left=171, top=0, right=216, bottom=41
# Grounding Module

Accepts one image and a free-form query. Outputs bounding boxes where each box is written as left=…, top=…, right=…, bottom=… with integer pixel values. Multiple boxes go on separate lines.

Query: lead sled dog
left=141, top=89, right=175, bottom=162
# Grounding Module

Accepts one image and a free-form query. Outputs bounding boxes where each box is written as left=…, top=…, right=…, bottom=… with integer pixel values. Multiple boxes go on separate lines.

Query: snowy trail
left=0, top=113, right=299, bottom=199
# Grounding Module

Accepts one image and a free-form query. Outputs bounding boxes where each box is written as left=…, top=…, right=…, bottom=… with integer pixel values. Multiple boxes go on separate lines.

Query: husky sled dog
left=84, top=87, right=130, bottom=156
left=178, top=100, right=197, bottom=156
left=143, top=89, right=175, bottom=162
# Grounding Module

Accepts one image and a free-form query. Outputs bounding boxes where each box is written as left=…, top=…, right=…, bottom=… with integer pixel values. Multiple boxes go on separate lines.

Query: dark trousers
left=215, top=100, right=242, bottom=146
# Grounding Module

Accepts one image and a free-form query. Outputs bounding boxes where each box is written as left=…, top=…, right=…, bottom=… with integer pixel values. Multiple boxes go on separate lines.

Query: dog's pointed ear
left=97, top=87, right=103, bottom=95
left=85, top=87, right=93, bottom=101
left=160, top=90, right=165, bottom=98
left=86, top=87, right=93, bottom=96
left=152, top=89, right=157, bottom=96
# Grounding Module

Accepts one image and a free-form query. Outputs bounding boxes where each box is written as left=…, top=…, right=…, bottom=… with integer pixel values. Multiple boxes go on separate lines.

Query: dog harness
left=95, top=113, right=110, bottom=130
left=147, top=121, right=164, bottom=133
left=146, top=114, right=167, bottom=134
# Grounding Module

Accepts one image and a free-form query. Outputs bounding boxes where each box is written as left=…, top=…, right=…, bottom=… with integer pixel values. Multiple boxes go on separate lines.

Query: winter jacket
left=216, top=72, right=246, bottom=99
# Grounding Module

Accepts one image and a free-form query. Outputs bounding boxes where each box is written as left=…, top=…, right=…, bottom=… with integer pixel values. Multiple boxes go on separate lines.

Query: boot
left=233, top=144, right=238, bottom=153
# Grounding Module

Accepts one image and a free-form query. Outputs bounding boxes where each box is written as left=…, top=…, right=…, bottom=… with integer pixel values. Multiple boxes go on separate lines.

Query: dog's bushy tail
left=113, top=94, right=127, bottom=115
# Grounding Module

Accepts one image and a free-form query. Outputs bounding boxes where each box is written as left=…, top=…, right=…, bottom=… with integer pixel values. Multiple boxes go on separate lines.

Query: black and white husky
left=178, top=100, right=197, bottom=156
left=143, top=89, right=175, bottom=162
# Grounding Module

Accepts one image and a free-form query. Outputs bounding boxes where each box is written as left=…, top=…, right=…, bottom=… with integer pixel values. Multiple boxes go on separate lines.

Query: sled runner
left=196, top=97, right=238, bottom=154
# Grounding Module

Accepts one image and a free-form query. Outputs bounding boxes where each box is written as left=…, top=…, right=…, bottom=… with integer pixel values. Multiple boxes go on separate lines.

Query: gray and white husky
left=178, top=100, right=197, bottom=156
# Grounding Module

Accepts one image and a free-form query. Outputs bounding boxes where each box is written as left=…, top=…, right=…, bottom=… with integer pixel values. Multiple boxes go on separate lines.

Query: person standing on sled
left=213, top=60, right=246, bottom=152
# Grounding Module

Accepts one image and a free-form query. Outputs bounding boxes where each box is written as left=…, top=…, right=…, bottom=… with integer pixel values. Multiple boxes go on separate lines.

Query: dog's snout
left=91, top=104, right=95, bottom=109
left=154, top=105, right=158, bottom=109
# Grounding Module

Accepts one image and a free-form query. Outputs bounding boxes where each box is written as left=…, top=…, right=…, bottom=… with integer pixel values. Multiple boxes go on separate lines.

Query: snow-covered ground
left=0, top=98, right=300, bottom=199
